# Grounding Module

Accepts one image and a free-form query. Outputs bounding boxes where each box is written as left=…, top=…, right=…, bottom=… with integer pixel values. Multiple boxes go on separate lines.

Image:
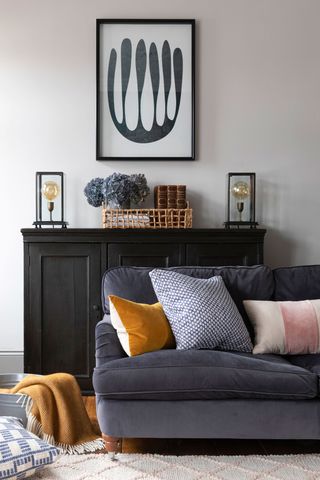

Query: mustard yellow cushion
left=109, top=295, right=175, bottom=356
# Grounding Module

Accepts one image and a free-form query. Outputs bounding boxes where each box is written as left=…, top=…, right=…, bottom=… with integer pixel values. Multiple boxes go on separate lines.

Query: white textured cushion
left=0, top=416, right=59, bottom=479
left=149, top=269, right=252, bottom=352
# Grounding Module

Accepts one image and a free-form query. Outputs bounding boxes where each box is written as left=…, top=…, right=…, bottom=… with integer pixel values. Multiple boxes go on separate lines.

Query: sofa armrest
left=95, top=315, right=127, bottom=367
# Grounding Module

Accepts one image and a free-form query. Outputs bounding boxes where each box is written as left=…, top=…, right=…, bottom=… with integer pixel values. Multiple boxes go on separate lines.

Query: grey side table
left=0, top=374, right=28, bottom=426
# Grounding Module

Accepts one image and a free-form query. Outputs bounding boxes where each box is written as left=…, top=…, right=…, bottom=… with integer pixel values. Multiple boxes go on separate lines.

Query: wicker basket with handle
left=102, top=202, right=192, bottom=229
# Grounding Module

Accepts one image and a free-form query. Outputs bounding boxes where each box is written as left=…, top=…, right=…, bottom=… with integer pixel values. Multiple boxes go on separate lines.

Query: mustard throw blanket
left=0, top=373, right=105, bottom=454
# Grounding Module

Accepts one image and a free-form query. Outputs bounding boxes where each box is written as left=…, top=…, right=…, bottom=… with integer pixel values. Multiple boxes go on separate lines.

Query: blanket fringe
left=25, top=396, right=105, bottom=454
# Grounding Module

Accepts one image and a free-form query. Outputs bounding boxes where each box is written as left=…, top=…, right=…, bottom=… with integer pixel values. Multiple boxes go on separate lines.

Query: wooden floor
left=83, top=396, right=320, bottom=455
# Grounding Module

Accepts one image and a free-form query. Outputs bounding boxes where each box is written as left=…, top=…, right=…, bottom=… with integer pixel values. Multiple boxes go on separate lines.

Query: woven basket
left=102, top=203, right=192, bottom=229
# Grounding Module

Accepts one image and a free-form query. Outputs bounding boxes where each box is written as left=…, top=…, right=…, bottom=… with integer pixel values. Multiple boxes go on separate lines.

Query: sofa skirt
left=96, top=397, right=320, bottom=439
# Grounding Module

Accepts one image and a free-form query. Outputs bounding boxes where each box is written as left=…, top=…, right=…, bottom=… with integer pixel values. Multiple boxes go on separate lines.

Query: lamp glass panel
left=39, top=174, right=62, bottom=222
left=229, top=174, right=252, bottom=222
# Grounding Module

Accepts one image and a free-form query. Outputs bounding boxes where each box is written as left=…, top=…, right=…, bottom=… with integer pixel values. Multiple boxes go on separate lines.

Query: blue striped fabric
left=0, top=416, right=59, bottom=479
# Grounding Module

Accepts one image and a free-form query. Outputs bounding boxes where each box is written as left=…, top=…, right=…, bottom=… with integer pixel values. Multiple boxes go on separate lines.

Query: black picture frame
left=96, top=19, right=195, bottom=161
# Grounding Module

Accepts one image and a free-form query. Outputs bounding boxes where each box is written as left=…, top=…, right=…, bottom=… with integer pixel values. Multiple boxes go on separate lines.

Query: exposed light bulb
left=42, top=181, right=60, bottom=221
left=42, top=181, right=60, bottom=201
left=231, top=181, right=250, bottom=200
left=231, top=181, right=250, bottom=222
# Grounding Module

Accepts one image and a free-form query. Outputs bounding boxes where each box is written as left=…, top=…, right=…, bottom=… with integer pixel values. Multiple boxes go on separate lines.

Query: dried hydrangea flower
left=84, top=177, right=104, bottom=207
left=85, top=172, right=150, bottom=209
left=130, top=174, right=150, bottom=205
left=102, top=172, right=132, bottom=208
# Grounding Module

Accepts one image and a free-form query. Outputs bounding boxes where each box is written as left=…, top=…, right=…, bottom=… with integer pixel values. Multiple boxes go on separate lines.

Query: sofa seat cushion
left=286, top=355, right=320, bottom=393
left=93, top=349, right=318, bottom=401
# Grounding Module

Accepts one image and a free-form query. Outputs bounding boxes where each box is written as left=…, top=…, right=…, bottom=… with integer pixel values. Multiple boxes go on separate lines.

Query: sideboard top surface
left=21, top=228, right=266, bottom=244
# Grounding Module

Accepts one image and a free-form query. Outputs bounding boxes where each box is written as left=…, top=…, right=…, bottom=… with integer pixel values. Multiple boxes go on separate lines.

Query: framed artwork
left=96, top=19, right=195, bottom=160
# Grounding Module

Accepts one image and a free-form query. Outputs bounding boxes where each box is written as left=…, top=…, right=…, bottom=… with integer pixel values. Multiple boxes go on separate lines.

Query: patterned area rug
left=35, top=453, right=320, bottom=479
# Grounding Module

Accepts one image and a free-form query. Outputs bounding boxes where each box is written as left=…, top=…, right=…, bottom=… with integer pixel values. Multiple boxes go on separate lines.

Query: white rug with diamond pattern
left=34, top=453, right=320, bottom=480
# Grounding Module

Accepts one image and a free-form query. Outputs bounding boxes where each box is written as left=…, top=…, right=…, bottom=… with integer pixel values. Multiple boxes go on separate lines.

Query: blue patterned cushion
left=0, top=416, right=59, bottom=479
left=149, top=269, right=253, bottom=352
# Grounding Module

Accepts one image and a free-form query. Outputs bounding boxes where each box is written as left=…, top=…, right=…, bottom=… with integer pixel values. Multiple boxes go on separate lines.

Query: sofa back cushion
left=273, top=265, right=320, bottom=301
left=102, top=265, right=274, bottom=335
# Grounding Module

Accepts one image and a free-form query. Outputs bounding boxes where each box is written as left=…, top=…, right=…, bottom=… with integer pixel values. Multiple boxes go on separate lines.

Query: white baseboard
left=0, top=352, right=24, bottom=373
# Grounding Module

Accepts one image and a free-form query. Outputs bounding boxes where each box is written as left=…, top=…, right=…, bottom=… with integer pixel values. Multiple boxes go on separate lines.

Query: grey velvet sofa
left=93, top=264, right=320, bottom=452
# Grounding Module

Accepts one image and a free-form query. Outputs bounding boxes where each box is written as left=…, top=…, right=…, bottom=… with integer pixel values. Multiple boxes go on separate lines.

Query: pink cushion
left=243, top=300, right=320, bottom=355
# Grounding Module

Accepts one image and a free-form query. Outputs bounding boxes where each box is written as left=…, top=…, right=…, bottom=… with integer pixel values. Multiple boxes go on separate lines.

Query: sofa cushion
left=149, top=269, right=252, bottom=352
left=0, top=416, right=59, bottom=480
left=273, top=265, right=320, bottom=301
left=287, top=354, right=320, bottom=375
left=244, top=299, right=320, bottom=355
left=102, top=265, right=274, bottom=335
left=286, top=354, right=320, bottom=395
left=109, top=295, right=175, bottom=356
left=93, top=349, right=317, bottom=401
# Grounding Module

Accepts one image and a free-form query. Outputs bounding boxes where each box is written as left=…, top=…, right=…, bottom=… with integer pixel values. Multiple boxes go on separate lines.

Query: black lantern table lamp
left=225, top=172, right=258, bottom=229
left=33, top=172, right=67, bottom=228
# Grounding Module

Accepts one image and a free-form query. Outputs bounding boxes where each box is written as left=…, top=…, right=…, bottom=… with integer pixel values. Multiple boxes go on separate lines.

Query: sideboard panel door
left=108, top=243, right=185, bottom=268
left=26, top=243, right=101, bottom=392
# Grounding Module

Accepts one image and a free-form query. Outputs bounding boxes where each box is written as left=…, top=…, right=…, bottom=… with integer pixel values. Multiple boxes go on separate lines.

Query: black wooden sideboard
left=21, top=228, right=266, bottom=392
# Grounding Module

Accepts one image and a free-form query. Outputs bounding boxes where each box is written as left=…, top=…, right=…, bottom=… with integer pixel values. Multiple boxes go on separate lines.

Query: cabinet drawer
left=108, top=243, right=185, bottom=268
left=186, top=243, right=260, bottom=266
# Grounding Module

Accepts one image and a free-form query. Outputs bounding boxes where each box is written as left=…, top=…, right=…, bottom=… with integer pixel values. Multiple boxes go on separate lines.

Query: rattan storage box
left=102, top=204, right=192, bottom=229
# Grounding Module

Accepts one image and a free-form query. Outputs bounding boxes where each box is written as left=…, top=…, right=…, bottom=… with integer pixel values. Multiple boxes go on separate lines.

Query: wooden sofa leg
left=102, top=434, right=123, bottom=454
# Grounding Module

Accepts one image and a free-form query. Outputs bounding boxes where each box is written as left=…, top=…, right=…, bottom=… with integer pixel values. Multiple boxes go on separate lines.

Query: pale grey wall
left=1, top=0, right=320, bottom=354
